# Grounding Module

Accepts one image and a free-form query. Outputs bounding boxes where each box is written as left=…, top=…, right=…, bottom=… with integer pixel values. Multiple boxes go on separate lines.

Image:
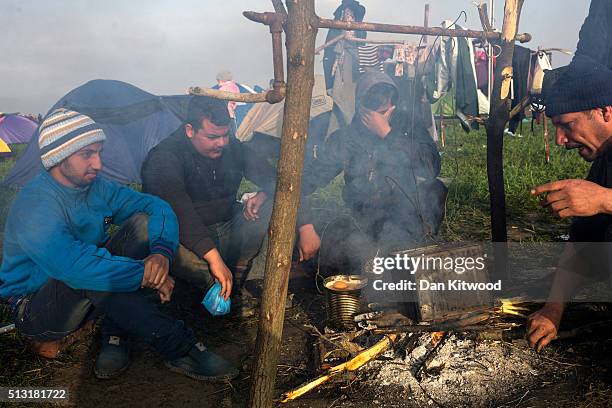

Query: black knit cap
left=333, top=0, right=366, bottom=21
left=543, top=55, right=612, bottom=117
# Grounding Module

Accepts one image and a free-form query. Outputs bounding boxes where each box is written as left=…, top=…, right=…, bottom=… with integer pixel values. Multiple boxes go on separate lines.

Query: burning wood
left=280, top=334, right=398, bottom=403
left=430, top=331, right=445, bottom=344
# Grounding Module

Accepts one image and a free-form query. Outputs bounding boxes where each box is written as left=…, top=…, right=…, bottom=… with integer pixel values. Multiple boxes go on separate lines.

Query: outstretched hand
left=526, top=303, right=564, bottom=352
left=532, top=179, right=612, bottom=218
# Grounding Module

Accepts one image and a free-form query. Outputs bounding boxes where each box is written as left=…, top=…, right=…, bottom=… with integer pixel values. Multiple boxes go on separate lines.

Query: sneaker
left=232, top=289, right=259, bottom=318
left=94, top=335, right=130, bottom=379
left=165, top=342, right=239, bottom=382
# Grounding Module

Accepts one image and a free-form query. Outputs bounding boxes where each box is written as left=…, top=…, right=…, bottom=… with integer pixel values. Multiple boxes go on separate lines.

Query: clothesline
left=315, top=31, right=428, bottom=54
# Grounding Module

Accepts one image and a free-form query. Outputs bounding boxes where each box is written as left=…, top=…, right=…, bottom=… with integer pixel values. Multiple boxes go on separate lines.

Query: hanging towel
left=508, top=45, right=532, bottom=133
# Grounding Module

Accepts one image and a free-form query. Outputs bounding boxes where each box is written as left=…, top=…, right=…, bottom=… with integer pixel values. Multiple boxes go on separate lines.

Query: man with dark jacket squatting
left=141, top=96, right=321, bottom=306
left=301, top=71, right=447, bottom=277
left=0, top=109, right=238, bottom=381
left=528, top=56, right=612, bottom=351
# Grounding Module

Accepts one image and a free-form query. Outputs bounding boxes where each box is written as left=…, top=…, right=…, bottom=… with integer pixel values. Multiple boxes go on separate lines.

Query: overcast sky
left=1, top=0, right=591, bottom=114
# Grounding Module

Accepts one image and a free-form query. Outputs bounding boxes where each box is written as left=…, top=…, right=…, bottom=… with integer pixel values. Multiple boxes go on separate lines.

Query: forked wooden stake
left=247, top=1, right=317, bottom=407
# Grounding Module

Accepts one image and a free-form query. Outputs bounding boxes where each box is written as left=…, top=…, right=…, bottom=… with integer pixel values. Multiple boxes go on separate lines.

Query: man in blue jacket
left=0, top=108, right=238, bottom=382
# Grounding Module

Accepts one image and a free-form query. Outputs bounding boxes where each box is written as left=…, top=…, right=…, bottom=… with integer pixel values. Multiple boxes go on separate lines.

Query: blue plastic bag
left=202, top=282, right=231, bottom=316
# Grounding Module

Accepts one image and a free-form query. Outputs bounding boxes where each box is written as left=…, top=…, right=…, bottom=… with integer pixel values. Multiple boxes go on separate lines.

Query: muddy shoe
left=232, top=290, right=259, bottom=318
left=94, top=335, right=130, bottom=379
left=165, top=342, right=239, bottom=382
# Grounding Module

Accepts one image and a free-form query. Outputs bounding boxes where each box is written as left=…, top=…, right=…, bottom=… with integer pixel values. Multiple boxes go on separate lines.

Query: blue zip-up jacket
left=0, top=171, right=179, bottom=298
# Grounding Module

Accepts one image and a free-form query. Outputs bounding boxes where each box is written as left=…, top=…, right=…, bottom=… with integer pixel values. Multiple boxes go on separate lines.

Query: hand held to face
left=360, top=106, right=395, bottom=139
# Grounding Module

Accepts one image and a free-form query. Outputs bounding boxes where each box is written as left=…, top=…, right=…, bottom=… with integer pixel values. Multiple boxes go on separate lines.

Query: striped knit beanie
left=38, top=109, right=106, bottom=170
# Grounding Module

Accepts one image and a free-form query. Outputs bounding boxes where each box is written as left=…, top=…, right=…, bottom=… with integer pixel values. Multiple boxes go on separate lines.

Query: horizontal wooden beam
left=187, top=86, right=285, bottom=104
left=317, top=17, right=532, bottom=43
left=243, top=11, right=532, bottom=43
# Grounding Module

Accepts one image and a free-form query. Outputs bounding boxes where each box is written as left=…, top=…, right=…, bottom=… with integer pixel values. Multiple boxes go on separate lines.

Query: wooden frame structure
left=190, top=1, right=529, bottom=406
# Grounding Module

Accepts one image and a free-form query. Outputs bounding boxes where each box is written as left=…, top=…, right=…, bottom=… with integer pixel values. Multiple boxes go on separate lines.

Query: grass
left=438, top=120, right=590, bottom=241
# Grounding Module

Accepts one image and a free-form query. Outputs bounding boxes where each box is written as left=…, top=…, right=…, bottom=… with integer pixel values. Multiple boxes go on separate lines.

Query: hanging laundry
left=455, top=31, right=479, bottom=123
left=424, top=21, right=480, bottom=132
left=508, top=45, right=531, bottom=134
left=322, top=0, right=367, bottom=90
left=474, top=49, right=489, bottom=93
left=358, top=45, right=385, bottom=73
left=531, top=52, right=552, bottom=94
left=392, top=44, right=419, bottom=77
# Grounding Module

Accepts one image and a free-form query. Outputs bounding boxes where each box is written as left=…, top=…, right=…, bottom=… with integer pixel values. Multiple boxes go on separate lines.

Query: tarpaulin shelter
left=3, top=79, right=196, bottom=188
left=0, top=114, right=37, bottom=144
left=236, top=75, right=332, bottom=141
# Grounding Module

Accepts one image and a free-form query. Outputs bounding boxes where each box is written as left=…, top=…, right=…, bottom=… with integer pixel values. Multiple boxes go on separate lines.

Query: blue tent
left=3, top=80, right=193, bottom=188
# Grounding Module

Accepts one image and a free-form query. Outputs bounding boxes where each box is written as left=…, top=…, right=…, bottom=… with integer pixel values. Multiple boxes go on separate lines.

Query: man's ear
left=185, top=123, right=194, bottom=139
left=603, top=106, right=612, bottom=123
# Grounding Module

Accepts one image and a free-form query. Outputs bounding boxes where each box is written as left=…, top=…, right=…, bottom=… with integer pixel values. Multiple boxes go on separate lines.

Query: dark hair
left=186, top=96, right=231, bottom=130
left=361, top=83, right=398, bottom=111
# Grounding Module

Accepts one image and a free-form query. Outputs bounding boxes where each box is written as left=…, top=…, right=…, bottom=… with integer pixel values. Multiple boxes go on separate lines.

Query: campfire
left=280, top=293, right=571, bottom=406
left=280, top=243, right=566, bottom=406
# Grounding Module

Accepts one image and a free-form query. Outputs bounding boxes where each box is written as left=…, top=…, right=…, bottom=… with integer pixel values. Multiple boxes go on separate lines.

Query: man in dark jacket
left=528, top=56, right=612, bottom=351
left=574, top=0, right=612, bottom=69
left=302, top=71, right=447, bottom=276
left=141, top=97, right=320, bottom=300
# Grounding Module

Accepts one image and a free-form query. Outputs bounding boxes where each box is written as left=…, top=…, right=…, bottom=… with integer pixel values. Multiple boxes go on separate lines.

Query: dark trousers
left=171, top=201, right=272, bottom=290
left=14, top=214, right=196, bottom=361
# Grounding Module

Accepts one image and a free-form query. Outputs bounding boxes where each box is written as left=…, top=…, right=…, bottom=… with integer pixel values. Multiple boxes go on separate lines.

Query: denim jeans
left=14, top=214, right=196, bottom=361
left=171, top=201, right=272, bottom=290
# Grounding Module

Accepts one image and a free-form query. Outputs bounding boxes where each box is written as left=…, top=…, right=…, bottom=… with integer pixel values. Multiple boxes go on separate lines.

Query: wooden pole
left=247, top=0, right=317, bottom=407
left=423, top=4, right=430, bottom=44
left=486, top=0, right=524, bottom=275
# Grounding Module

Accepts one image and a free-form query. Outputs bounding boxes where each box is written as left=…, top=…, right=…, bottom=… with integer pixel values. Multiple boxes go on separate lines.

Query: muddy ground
left=3, top=263, right=610, bottom=408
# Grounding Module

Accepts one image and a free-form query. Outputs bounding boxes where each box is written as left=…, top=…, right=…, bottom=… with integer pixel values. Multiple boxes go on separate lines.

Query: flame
left=431, top=331, right=445, bottom=345
left=499, top=299, right=530, bottom=317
